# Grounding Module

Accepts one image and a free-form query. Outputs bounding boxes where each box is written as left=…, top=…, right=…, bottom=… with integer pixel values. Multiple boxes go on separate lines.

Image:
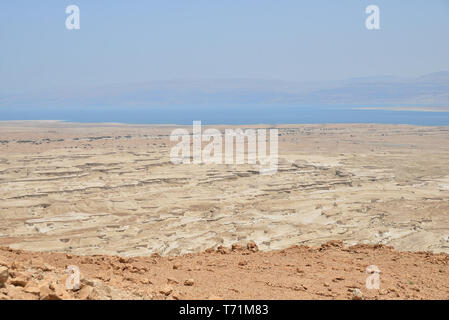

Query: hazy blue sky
left=1, top=0, right=449, bottom=94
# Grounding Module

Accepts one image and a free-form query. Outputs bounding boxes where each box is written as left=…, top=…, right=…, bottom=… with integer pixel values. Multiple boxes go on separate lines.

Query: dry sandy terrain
left=0, top=121, right=449, bottom=299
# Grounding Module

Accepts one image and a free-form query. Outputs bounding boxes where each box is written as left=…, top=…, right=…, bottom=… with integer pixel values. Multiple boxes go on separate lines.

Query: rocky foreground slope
left=1, top=241, right=448, bottom=300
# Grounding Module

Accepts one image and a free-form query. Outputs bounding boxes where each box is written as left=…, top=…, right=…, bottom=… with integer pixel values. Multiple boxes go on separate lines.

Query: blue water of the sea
left=1, top=105, right=449, bottom=126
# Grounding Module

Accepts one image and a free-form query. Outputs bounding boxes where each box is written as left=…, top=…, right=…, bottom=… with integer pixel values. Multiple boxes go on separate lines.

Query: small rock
left=81, top=278, right=95, bottom=287
left=171, top=291, right=184, bottom=300
left=352, top=288, right=364, bottom=300
left=217, top=246, right=230, bottom=254
left=10, top=276, right=28, bottom=287
left=293, top=285, right=307, bottom=291
left=52, top=282, right=70, bottom=299
left=320, top=240, right=344, bottom=250
left=333, top=277, right=345, bottom=282
left=167, top=278, right=179, bottom=285
left=172, top=263, right=181, bottom=270
left=140, top=279, right=152, bottom=285
left=247, top=241, right=259, bottom=252
left=0, top=293, right=9, bottom=300
left=184, top=279, right=194, bottom=286
left=33, top=270, right=44, bottom=281
left=39, top=285, right=61, bottom=300
left=24, top=283, right=40, bottom=295
left=41, top=263, right=54, bottom=272
left=204, top=247, right=215, bottom=253
left=78, top=285, right=95, bottom=300
left=159, top=285, right=173, bottom=296
left=118, top=257, right=129, bottom=264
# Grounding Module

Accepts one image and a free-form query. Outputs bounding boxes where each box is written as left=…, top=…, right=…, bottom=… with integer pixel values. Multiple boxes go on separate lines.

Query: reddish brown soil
left=1, top=241, right=448, bottom=300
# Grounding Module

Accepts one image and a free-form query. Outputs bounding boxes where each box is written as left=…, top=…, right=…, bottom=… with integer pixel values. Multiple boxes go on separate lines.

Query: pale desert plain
left=0, top=120, right=449, bottom=300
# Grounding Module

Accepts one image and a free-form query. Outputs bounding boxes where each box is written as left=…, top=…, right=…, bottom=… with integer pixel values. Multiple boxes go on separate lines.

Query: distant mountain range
left=1, top=71, right=448, bottom=108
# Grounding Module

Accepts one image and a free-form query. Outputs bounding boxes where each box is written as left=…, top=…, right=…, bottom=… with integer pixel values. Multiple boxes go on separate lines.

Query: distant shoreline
left=0, top=120, right=448, bottom=129
left=352, top=106, right=449, bottom=112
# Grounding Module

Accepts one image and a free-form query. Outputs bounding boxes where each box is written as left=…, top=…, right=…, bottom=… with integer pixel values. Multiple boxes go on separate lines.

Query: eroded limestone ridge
left=0, top=122, right=449, bottom=256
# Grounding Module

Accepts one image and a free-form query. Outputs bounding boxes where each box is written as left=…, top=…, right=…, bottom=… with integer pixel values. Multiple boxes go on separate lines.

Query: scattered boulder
left=204, top=247, right=215, bottom=253
left=352, top=288, right=364, bottom=300
left=167, top=278, right=179, bottom=285
left=11, top=261, right=22, bottom=270
left=118, top=257, right=129, bottom=264
left=320, top=240, right=344, bottom=250
left=10, top=276, right=28, bottom=287
left=24, top=282, right=40, bottom=295
left=81, top=278, right=95, bottom=288
left=78, top=285, right=97, bottom=300
left=184, top=279, right=194, bottom=286
left=159, top=285, right=173, bottom=296
left=247, top=241, right=259, bottom=252
left=217, top=246, right=231, bottom=254
left=39, top=284, right=61, bottom=300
